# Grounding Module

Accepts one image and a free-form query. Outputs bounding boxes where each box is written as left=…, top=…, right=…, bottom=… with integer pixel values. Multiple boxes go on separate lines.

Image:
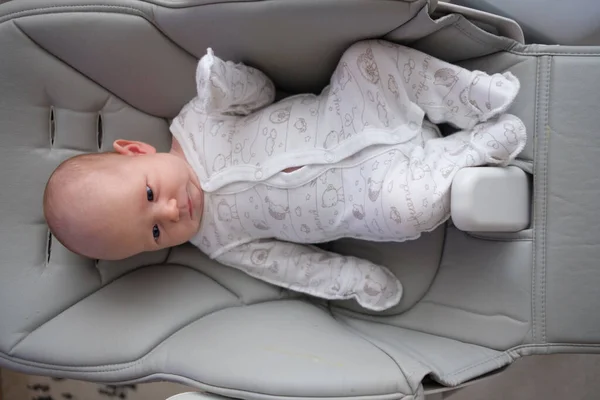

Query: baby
left=44, top=40, right=526, bottom=311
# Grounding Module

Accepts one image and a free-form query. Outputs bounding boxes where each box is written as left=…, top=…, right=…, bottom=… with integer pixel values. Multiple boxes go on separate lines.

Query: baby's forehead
left=59, top=168, right=136, bottom=214
left=70, top=177, right=143, bottom=233
left=63, top=167, right=121, bottom=194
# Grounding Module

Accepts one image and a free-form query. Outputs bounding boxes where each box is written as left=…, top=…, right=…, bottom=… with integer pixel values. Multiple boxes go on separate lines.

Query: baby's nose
left=161, top=198, right=180, bottom=222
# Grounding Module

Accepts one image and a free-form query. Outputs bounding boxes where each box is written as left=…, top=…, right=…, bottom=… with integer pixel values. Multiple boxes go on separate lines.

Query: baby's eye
left=146, top=186, right=154, bottom=202
left=152, top=224, right=160, bottom=241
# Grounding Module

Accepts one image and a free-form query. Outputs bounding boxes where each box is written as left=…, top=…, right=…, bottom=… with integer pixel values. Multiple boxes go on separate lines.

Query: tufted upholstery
left=1, top=1, right=600, bottom=400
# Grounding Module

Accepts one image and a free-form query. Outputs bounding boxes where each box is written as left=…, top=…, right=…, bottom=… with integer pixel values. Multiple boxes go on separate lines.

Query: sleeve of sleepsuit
left=214, top=238, right=403, bottom=311
left=193, top=48, right=276, bottom=116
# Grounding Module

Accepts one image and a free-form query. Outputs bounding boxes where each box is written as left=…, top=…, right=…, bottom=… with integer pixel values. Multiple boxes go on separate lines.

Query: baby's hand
left=194, top=48, right=276, bottom=116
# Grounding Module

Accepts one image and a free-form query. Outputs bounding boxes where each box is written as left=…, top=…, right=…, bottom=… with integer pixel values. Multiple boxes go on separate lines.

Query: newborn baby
left=44, top=40, right=526, bottom=311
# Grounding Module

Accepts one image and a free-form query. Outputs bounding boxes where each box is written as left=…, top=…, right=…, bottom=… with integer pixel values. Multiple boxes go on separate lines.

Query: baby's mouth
left=187, top=196, right=193, bottom=219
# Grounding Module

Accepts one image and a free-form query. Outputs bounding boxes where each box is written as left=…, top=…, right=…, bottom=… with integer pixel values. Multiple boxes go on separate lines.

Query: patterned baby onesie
left=171, top=40, right=527, bottom=311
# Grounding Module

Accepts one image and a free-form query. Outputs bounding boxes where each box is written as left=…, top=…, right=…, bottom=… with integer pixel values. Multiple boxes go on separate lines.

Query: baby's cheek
left=180, top=221, right=200, bottom=244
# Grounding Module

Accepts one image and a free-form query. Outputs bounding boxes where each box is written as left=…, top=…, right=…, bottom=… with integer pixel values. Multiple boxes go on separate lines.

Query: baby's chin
left=187, top=179, right=203, bottom=222
left=185, top=162, right=202, bottom=189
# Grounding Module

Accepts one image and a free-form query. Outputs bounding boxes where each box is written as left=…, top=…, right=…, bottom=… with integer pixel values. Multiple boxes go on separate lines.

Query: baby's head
left=43, top=140, right=204, bottom=260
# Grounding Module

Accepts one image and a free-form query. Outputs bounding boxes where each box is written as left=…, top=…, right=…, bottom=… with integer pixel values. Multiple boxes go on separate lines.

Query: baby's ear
left=113, top=139, right=156, bottom=156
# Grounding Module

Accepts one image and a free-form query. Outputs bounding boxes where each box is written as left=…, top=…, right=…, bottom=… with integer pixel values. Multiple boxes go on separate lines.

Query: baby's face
left=83, top=151, right=203, bottom=260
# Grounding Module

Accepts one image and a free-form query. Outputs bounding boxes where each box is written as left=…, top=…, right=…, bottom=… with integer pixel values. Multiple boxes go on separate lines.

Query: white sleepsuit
left=170, top=40, right=527, bottom=311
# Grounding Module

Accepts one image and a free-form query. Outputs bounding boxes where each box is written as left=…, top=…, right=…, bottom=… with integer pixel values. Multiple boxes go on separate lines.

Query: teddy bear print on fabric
left=243, top=246, right=281, bottom=278
left=367, top=177, right=384, bottom=202
left=210, top=120, right=224, bottom=136
left=250, top=248, right=269, bottom=265
left=265, top=196, right=289, bottom=220
left=323, top=130, right=341, bottom=149
left=356, top=47, right=380, bottom=84
left=294, top=118, right=307, bottom=132
left=503, top=121, right=520, bottom=145
left=434, top=68, right=459, bottom=88
left=252, top=219, right=270, bottom=230
left=217, top=199, right=238, bottom=222
left=322, top=185, right=345, bottom=208
left=264, top=128, right=278, bottom=156
left=389, top=206, right=402, bottom=224
left=352, top=204, right=366, bottom=220
left=212, top=153, right=229, bottom=172
left=388, top=74, right=400, bottom=98
left=402, top=58, right=415, bottom=83
left=269, top=106, right=291, bottom=124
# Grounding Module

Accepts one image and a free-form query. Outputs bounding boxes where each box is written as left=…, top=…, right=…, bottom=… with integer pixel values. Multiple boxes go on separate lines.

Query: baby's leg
left=417, top=114, right=526, bottom=194
left=369, top=40, right=520, bottom=130
left=441, top=113, right=527, bottom=167
left=389, top=114, right=526, bottom=234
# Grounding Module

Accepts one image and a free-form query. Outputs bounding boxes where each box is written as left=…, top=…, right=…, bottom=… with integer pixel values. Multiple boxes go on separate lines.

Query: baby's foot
left=469, top=113, right=527, bottom=165
left=423, top=70, right=520, bottom=131
left=345, top=263, right=403, bottom=311
left=463, top=71, right=521, bottom=127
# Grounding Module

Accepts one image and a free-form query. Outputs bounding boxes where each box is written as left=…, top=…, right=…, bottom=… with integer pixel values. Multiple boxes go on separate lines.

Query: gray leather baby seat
left=1, top=1, right=599, bottom=399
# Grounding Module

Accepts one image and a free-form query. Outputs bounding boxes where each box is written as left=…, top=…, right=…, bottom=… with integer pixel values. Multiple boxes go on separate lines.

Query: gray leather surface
left=541, top=53, right=600, bottom=343
left=333, top=314, right=511, bottom=386
left=385, top=228, right=532, bottom=350
left=0, top=1, right=600, bottom=400
left=453, top=0, right=600, bottom=45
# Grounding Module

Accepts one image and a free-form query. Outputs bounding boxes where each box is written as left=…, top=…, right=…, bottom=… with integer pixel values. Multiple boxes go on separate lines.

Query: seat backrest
left=1, top=1, right=600, bottom=400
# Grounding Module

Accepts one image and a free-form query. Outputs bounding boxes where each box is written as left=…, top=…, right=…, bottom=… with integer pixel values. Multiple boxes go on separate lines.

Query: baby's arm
left=215, top=239, right=402, bottom=311
left=193, top=48, right=276, bottom=116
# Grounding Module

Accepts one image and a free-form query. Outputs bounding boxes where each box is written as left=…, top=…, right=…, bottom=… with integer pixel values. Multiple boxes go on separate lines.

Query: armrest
left=450, top=166, right=530, bottom=232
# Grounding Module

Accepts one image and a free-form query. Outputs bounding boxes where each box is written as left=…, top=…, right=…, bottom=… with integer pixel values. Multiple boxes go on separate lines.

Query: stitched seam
left=510, top=343, right=600, bottom=352
left=9, top=253, right=239, bottom=355
left=331, top=302, right=527, bottom=351
left=332, top=315, right=420, bottom=396
left=0, top=367, right=410, bottom=400
left=3, top=298, right=301, bottom=372
left=140, top=0, right=272, bottom=9
left=443, top=352, right=511, bottom=378
left=5, top=5, right=201, bottom=92
left=3, top=5, right=600, bottom=62
left=541, top=56, right=551, bottom=344
left=0, top=4, right=150, bottom=24
left=531, top=55, right=541, bottom=344
left=403, top=225, right=447, bottom=312
left=168, top=262, right=245, bottom=303
left=464, top=231, right=533, bottom=242
left=452, top=18, right=513, bottom=52
left=380, top=0, right=425, bottom=38
left=465, top=236, right=532, bottom=242
left=329, top=308, right=518, bottom=381
left=3, top=0, right=588, bottom=378
left=10, top=18, right=147, bottom=119
left=418, top=300, right=529, bottom=324
left=509, top=50, right=600, bottom=56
